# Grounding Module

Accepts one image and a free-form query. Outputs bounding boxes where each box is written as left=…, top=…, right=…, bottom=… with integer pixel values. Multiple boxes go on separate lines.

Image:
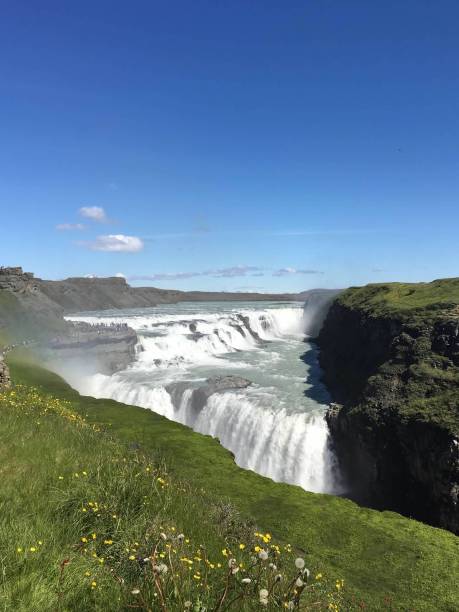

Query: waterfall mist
left=66, top=301, right=343, bottom=494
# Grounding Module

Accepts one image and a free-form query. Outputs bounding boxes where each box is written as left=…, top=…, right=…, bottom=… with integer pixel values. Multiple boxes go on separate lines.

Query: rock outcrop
left=0, top=267, right=139, bottom=375
left=167, top=376, right=253, bottom=416
left=41, top=322, right=139, bottom=375
left=318, top=279, right=459, bottom=533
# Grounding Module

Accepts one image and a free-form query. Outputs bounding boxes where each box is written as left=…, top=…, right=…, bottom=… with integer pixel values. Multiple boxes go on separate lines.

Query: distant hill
left=1, top=266, right=341, bottom=315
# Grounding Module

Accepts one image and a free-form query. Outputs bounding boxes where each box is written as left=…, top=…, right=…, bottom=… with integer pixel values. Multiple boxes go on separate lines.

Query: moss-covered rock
left=318, top=278, right=459, bottom=533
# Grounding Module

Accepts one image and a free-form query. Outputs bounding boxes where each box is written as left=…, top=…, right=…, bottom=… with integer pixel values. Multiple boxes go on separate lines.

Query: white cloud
left=84, top=234, right=144, bottom=253
left=115, top=272, right=126, bottom=278
left=56, top=223, right=85, bottom=231
left=79, top=206, right=108, bottom=222
left=131, top=272, right=199, bottom=281
left=272, top=267, right=322, bottom=276
left=129, top=265, right=264, bottom=282
left=210, top=265, right=262, bottom=278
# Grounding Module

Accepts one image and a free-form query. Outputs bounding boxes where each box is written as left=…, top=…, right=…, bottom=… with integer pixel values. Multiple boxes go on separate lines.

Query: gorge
left=1, top=266, right=458, bottom=534
left=63, top=300, right=342, bottom=495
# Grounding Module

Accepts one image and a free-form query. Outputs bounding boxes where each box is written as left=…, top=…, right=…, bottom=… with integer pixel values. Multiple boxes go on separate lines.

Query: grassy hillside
left=2, top=384, right=344, bottom=611
left=338, top=278, right=459, bottom=320
left=326, top=278, right=459, bottom=432
left=4, top=353, right=459, bottom=611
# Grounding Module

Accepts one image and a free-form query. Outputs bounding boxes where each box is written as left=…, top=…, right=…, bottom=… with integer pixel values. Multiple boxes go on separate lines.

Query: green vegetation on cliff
left=319, top=277, right=459, bottom=533
left=332, top=277, right=459, bottom=431
left=337, top=277, right=459, bottom=320
left=3, top=353, right=459, bottom=611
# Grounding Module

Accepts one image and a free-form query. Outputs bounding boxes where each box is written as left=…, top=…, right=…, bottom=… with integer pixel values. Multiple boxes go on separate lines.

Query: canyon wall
left=318, top=279, right=459, bottom=533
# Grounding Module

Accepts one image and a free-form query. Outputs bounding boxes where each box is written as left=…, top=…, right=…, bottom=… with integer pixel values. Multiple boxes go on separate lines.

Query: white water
left=66, top=301, right=341, bottom=494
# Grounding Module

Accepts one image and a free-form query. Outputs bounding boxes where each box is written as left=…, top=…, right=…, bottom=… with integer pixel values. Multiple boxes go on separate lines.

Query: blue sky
left=0, top=1, right=458, bottom=291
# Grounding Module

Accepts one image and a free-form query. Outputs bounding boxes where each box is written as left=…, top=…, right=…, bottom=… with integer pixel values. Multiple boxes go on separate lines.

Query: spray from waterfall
left=66, top=302, right=342, bottom=495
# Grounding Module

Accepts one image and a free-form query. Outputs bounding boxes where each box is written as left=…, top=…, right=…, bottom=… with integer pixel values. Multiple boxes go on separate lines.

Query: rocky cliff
left=37, top=276, right=296, bottom=313
left=0, top=268, right=138, bottom=375
left=318, top=279, right=459, bottom=533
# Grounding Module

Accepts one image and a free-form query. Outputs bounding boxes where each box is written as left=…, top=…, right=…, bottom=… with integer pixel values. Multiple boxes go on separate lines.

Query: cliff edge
left=318, top=278, right=459, bottom=533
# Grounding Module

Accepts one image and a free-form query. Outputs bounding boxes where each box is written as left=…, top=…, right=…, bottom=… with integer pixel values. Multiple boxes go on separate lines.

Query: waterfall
left=65, top=302, right=342, bottom=495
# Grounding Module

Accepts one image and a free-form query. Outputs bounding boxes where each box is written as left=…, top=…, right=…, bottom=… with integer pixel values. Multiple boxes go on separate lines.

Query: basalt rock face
left=42, top=322, right=139, bottom=375
left=318, top=280, right=459, bottom=533
left=167, top=376, right=253, bottom=416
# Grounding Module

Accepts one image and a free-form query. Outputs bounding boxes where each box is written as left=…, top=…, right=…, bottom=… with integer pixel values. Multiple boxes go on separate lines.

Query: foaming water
left=66, top=301, right=342, bottom=494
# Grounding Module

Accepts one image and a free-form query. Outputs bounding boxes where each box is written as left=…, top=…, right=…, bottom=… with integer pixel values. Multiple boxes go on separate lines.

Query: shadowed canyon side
left=318, top=279, right=459, bottom=533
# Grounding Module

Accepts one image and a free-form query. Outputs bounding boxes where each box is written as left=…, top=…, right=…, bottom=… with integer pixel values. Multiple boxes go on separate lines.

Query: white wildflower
left=258, top=549, right=269, bottom=561
left=259, top=587, right=269, bottom=605
left=295, top=557, right=305, bottom=569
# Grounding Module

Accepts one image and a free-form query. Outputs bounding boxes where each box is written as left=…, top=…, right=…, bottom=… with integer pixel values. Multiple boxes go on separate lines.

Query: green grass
left=5, top=353, right=459, bottom=611
left=0, top=384, right=345, bottom=611
left=334, top=278, right=459, bottom=434
left=338, top=278, right=459, bottom=319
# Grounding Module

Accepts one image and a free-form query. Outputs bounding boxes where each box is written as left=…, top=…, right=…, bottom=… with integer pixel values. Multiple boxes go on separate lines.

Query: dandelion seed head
left=258, top=550, right=269, bottom=561
left=295, top=557, right=305, bottom=569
